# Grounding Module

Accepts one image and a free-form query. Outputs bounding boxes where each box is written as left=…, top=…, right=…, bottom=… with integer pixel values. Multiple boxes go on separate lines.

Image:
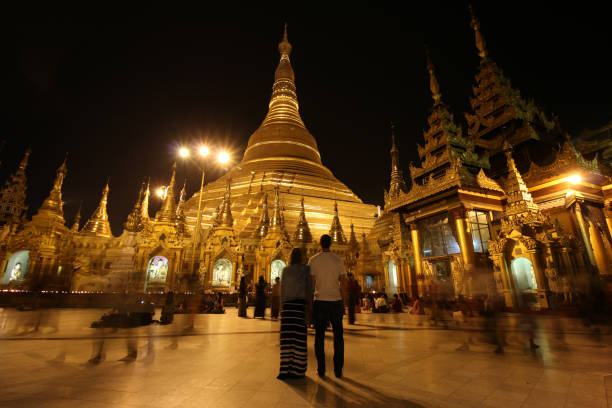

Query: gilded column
left=410, top=223, right=423, bottom=296
left=588, top=220, right=612, bottom=276
left=573, top=202, right=597, bottom=269
left=454, top=209, right=476, bottom=297
left=527, top=250, right=549, bottom=308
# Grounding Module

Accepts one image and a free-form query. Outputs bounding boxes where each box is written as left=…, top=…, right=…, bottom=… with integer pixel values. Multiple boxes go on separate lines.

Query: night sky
left=4, top=2, right=611, bottom=235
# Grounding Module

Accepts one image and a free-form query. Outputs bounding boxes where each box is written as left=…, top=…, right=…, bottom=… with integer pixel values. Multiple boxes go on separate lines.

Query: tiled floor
left=0, top=307, right=610, bottom=407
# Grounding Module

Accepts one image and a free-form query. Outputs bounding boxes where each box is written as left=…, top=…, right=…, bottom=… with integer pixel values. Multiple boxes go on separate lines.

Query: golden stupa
left=183, top=26, right=377, bottom=241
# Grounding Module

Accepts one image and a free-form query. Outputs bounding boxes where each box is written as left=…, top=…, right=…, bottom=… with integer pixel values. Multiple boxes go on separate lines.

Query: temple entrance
left=270, top=259, right=286, bottom=283
left=510, top=257, right=538, bottom=307
left=144, top=256, right=169, bottom=291
left=3, top=250, right=30, bottom=284
left=212, top=258, right=232, bottom=287
left=387, top=260, right=398, bottom=295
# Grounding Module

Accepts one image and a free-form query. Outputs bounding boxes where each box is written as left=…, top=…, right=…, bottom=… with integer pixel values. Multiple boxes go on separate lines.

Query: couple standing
left=277, top=234, right=345, bottom=380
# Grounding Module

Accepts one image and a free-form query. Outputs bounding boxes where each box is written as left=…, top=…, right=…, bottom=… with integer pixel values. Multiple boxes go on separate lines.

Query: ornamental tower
left=0, top=148, right=30, bottom=225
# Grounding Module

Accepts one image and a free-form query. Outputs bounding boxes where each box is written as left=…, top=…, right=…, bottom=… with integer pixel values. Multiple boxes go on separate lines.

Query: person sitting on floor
left=410, top=296, right=425, bottom=315
left=211, top=293, right=225, bottom=314
left=391, top=294, right=403, bottom=313
left=373, top=293, right=389, bottom=313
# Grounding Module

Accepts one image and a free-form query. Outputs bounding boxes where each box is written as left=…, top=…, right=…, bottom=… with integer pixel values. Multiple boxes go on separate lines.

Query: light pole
left=178, top=145, right=231, bottom=276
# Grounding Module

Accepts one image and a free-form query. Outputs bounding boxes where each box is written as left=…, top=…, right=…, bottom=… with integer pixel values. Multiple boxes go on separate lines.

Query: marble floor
left=0, top=307, right=611, bottom=408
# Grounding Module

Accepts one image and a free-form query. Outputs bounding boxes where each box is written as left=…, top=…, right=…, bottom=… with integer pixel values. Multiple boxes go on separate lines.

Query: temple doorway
left=144, top=256, right=169, bottom=291
left=3, top=250, right=30, bottom=284
left=270, top=259, right=286, bottom=283
left=510, top=257, right=538, bottom=307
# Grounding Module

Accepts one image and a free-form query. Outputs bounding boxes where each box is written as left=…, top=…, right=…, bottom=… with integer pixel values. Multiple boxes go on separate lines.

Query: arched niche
left=270, top=259, right=286, bottom=284
left=3, top=250, right=30, bottom=284
left=212, top=258, right=233, bottom=287
left=144, top=255, right=169, bottom=291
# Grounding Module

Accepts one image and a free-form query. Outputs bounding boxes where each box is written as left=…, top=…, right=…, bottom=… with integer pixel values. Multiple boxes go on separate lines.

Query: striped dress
left=279, top=298, right=307, bottom=377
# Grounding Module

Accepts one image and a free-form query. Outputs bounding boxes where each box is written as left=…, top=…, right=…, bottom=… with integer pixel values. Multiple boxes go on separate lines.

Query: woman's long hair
left=289, top=248, right=304, bottom=265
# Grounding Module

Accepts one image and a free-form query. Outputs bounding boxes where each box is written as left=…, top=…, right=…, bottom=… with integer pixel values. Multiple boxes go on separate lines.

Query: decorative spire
left=211, top=200, right=222, bottom=228
left=469, top=5, right=488, bottom=59
left=502, top=142, right=540, bottom=216
left=293, top=196, right=312, bottom=243
left=156, top=163, right=177, bottom=223
left=329, top=201, right=347, bottom=245
left=348, top=222, right=358, bottom=246
left=125, top=185, right=144, bottom=233
left=0, top=148, right=30, bottom=224
left=71, top=201, right=82, bottom=232
left=176, top=178, right=187, bottom=218
left=141, top=179, right=150, bottom=220
left=253, top=193, right=270, bottom=238
left=388, top=124, right=408, bottom=199
left=426, top=47, right=442, bottom=104
left=82, top=180, right=112, bottom=237
left=269, top=185, right=285, bottom=232
left=260, top=23, right=305, bottom=128
left=217, top=177, right=234, bottom=228
left=38, top=155, right=68, bottom=218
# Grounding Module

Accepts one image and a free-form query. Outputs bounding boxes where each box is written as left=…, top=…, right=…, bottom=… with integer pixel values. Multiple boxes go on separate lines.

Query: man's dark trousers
left=314, top=300, right=344, bottom=375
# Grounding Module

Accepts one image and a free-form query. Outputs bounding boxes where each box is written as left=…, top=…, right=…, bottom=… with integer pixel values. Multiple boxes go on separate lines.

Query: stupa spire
left=469, top=5, right=488, bottom=59
left=217, top=177, right=234, bottom=228
left=293, top=196, right=312, bottom=243
left=388, top=124, right=408, bottom=199
left=141, top=179, right=150, bottom=220
left=156, top=163, right=177, bottom=223
left=82, top=180, right=112, bottom=237
left=125, top=185, right=144, bottom=233
left=329, top=201, right=347, bottom=245
left=501, top=142, right=540, bottom=216
left=253, top=193, right=270, bottom=238
left=426, top=47, right=442, bottom=104
left=71, top=202, right=82, bottom=232
left=38, top=155, right=68, bottom=218
left=348, top=222, right=358, bottom=246
left=269, top=185, right=285, bottom=232
left=260, top=23, right=305, bottom=129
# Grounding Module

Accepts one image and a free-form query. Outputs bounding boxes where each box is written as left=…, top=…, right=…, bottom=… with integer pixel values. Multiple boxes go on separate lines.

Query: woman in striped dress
left=277, top=248, right=312, bottom=380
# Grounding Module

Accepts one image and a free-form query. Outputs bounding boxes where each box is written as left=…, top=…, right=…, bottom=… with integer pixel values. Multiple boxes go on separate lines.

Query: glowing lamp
left=199, top=146, right=210, bottom=157
left=218, top=151, right=230, bottom=164
left=179, top=147, right=190, bottom=158
left=567, top=174, right=581, bottom=184
left=156, top=187, right=166, bottom=198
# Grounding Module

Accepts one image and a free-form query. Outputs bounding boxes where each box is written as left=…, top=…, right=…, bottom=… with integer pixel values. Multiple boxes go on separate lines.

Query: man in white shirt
left=309, top=234, right=346, bottom=378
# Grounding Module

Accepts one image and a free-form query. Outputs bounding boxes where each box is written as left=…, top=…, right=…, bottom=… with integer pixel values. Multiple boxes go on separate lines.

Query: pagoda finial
left=388, top=124, right=408, bottom=199
left=260, top=24, right=305, bottom=129
left=425, top=47, right=442, bottom=104
left=71, top=201, right=82, bottom=232
left=329, top=201, right=347, bottom=245
left=141, top=178, right=150, bottom=220
left=217, top=177, right=234, bottom=228
left=38, top=157, right=68, bottom=217
left=82, top=180, right=112, bottom=237
left=293, top=196, right=312, bottom=243
left=469, top=5, right=488, bottom=59
left=125, top=185, right=144, bottom=232
left=253, top=193, right=270, bottom=238
left=348, top=222, right=358, bottom=247
left=156, top=162, right=177, bottom=223
left=269, top=185, right=284, bottom=232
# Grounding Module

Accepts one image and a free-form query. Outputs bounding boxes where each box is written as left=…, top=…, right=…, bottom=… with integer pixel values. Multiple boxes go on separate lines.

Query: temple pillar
left=454, top=209, right=476, bottom=297
left=410, top=223, right=423, bottom=296
left=573, top=202, right=597, bottom=269
left=588, top=220, right=612, bottom=276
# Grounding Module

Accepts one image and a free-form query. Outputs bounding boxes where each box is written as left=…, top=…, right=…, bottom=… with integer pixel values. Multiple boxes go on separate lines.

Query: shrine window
left=420, top=214, right=460, bottom=257
left=468, top=210, right=491, bottom=253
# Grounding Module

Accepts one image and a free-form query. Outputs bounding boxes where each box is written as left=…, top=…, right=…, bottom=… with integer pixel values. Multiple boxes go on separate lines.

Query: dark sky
left=4, top=2, right=611, bottom=235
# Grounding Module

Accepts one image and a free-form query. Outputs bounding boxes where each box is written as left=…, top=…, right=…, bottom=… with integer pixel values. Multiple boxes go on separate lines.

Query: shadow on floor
left=284, top=375, right=424, bottom=407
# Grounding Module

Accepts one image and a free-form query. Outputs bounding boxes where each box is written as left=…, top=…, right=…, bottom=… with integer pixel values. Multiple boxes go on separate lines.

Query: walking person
left=238, top=276, right=248, bottom=317
left=277, top=248, right=313, bottom=380
left=271, top=277, right=281, bottom=320
left=253, top=275, right=267, bottom=319
left=309, top=234, right=346, bottom=378
left=346, top=273, right=361, bottom=324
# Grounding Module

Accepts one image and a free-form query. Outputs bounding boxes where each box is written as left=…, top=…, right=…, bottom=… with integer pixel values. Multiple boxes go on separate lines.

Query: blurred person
left=391, top=294, right=403, bottom=313
left=160, top=291, right=176, bottom=325
left=346, top=273, right=361, bottom=324
left=373, top=293, right=388, bottom=313
left=310, top=234, right=346, bottom=378
left=212, top=292, right=225, bottom=313
left=270, top=277, right=281, bottom=320
left=277, top=248, right=312, bottom=380
left=238, top=276, right=248, bottom=317
left=254, top=276, right=267, bottom=319
left=482, top=294, right=505, bottom=354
